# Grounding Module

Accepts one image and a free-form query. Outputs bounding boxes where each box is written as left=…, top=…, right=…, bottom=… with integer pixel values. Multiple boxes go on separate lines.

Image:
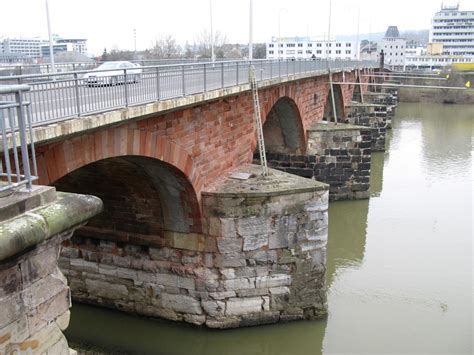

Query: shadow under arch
left=323, top=84, right=345, bottom=122
left=261, top=97, right=306, bottom=155
left=352, top=75, right=363, bottom=103
left=53, top=155, right=202, bottom=238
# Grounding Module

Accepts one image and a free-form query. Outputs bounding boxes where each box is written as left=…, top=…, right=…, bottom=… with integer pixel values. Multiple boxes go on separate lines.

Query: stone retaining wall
left=59, top=166, right=330, bottom=328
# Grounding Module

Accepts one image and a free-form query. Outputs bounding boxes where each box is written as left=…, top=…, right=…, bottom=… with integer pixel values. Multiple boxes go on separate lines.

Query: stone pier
left=0, top=186, right=102, bottom=354
left=60, top=165, right=330, bottom=328
left=259, top=123, right=371, bottom=201
left=345, top=103, right=389, bottom=151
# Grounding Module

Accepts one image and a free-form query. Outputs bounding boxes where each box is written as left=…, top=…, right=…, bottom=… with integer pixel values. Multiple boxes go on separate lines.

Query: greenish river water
left=66, top=102, right=473, bottom=354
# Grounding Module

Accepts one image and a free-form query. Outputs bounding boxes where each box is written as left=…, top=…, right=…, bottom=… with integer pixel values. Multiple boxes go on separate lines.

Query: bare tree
left=149, top=35, right=182, bottom=59
left=196, top=30, right=227, bottom=59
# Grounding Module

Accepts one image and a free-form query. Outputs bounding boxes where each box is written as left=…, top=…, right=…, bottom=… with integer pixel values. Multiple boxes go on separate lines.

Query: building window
left=287, top=43, right=295, bottom=47
left=306, top=50, right=312, bottom=54
left=316, top=50, right=322, bottom=54
left=346, top=50, right=351, bottom=54
left=308, top=43, right=312, bottom=47
left=346, top=43, right=351, bottom=47
left=336, top=43, right=341, bottom=47
left=297, top=43, right=303, bottom=47
left=269, top=50, right=274, bottom=54
left=317, top=43, right=322, bottom=47
left=269, top=44, right=274, bottom=48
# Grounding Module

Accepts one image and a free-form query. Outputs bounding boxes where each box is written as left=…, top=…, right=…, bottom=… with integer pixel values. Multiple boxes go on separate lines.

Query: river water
left=65, top=102, right=473, bottom=354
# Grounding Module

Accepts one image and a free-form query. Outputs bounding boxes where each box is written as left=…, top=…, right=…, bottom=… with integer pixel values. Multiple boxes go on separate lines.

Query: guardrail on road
left=0, top=59, right=378, bottom=128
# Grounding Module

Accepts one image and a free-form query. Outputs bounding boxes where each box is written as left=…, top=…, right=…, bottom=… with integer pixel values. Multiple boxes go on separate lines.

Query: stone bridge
left=17, top=66, right=390, bottom=329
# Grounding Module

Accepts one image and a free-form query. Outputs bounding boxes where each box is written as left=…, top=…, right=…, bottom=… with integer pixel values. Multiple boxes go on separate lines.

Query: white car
left=83, top=61, right=142, bottom=86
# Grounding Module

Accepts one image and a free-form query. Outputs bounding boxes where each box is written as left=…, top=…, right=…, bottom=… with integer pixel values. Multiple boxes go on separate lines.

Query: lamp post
left=210, top=0, right=215, bottom=62
left=326, top=0, right=338, bottom=124
left=278, top=8, right=288, bottom=59
left=45, top=0, right=55, bottom=75
left=249, top=0, right=253, bottom=60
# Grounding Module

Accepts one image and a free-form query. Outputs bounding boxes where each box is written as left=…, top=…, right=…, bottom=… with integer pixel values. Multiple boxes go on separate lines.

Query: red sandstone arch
left=35, top=128, right=204, bottom=198
left=260, top=97, right=306, bottom=155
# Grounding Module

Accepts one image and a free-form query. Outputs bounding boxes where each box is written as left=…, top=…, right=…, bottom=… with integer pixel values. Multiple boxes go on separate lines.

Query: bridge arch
left=53, top=155, right=202, bottom=236
left=260, top=97, right=306, bottom=155
left=323, top=84, right=345, bottom=122
left=36, top=128, right=204, bottom=235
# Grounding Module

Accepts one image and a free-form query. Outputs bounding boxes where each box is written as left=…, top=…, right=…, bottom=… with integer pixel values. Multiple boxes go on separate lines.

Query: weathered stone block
left=243, top=234, right=269, bottom=251
left=161, top=293, right=202, bottom=315
left=255, top=275, right=291, bottom=289
left=226, top=297, right=263, bottom=315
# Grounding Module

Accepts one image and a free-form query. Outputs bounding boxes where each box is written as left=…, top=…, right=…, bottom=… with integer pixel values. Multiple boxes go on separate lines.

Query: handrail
left=0, top=84, right=38, bottom=193
left=0, top=59, right=378, bottom=129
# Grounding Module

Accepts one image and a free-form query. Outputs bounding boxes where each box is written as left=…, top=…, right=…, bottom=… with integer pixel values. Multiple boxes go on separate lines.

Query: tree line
left=100, top=32, right=266, bottom=62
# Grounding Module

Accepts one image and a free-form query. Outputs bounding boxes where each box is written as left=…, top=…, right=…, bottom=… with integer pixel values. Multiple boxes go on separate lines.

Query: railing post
left=221, top=62, right=224, bottom=88
left=14, top=90, right=32, bottom=190
left=182, top=65, right=186, bottom=96
left=203, top=64, right=207, bottom=92
left=156, top=67, right=160, bottom=100
left=74, top=72, right=81, bottom=116
left=124, top=69, right=129, bottom=107
left=278, top=60, right=281, bottom=78
left=236, top=61, right=239, bottom=85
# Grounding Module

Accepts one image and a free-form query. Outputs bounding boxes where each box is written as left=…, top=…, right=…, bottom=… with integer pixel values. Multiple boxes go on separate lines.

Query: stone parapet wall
left=59, top=166, right=330, bottom=328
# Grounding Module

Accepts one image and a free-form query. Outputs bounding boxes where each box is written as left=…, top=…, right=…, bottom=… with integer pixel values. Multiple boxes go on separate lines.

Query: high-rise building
left=429, top=4, right=474, bottom=56
left=378, top=26, right=406, bottom=70
left=266, top=37, right=358, bottom=60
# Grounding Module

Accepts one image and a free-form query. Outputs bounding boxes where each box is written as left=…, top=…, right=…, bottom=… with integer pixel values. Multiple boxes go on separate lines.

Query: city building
left=266, top=37, right=358, bottom=60
left=405, top=54, right=472, bottom=70
left=0, top=36, right=88, bottom=62
left=404, top=4, right=473, bottom=70
left=1, top=37, right=47, bottom=58
left=378, top=26, right=406, bottom=70
left=429, top=4, right=474, bottom=56
left=55, top=38, right=88, bottom=55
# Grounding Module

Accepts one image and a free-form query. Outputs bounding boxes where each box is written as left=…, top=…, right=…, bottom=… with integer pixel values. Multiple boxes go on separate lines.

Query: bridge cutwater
left=0, top=58, right=401, bottom=352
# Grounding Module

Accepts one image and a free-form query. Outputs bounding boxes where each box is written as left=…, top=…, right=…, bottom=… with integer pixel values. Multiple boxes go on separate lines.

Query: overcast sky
left=1, top=0, right=465, bottom=55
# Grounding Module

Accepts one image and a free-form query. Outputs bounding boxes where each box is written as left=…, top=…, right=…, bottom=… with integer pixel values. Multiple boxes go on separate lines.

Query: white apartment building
left=1, top=37, right=46, bottom=58
left=429, top=4, right=474, bottom=56
left=266, top=37, right=358, bottom=60
left=1, top=37, right=88, bottom=60
left=378, top=26, right=406, bottom=70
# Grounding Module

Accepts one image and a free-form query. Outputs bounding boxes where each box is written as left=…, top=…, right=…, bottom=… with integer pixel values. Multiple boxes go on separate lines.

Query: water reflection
left=67, top=303, right=327, bottom=355
left=326, top=199, right=369, bottom=288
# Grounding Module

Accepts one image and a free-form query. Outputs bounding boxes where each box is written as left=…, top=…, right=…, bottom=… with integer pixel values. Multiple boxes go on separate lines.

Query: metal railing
left=0, top=59, right=378, bottom=128
left=0, top=85, right=38, bottom=193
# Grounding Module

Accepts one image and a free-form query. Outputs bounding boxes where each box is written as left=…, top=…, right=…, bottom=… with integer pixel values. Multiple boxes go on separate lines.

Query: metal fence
left=0, top=59, right=378, bottom=128
left=0, top=85, right=38, bottom=193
